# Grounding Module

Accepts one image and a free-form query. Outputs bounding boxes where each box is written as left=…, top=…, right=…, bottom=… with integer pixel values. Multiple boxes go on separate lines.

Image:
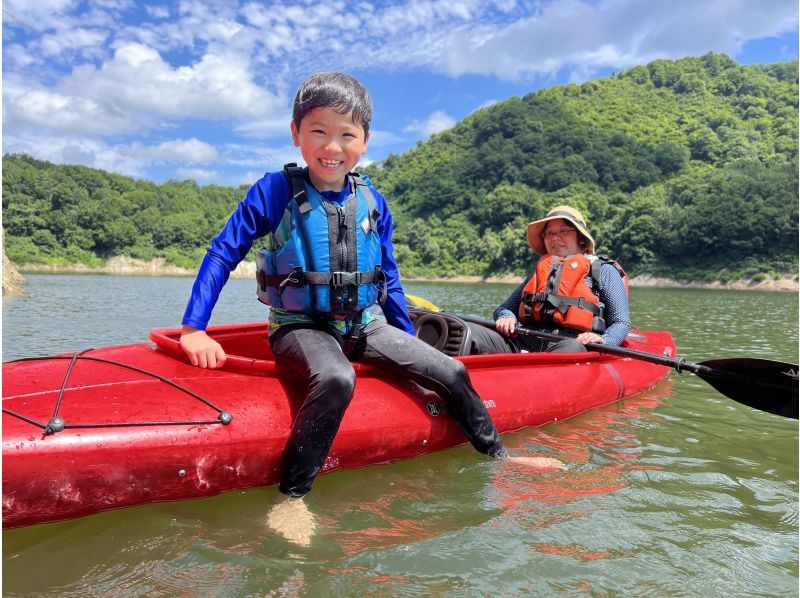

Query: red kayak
left=2, top=311, right=675, bottom=528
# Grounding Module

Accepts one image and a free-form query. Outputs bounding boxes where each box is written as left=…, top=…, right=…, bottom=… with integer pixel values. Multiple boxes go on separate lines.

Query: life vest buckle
left=330, top=271, right=357, bottom=287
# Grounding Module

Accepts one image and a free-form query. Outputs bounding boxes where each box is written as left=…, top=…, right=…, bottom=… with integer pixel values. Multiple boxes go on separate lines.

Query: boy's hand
left=180, top=325, right=227, bottom=369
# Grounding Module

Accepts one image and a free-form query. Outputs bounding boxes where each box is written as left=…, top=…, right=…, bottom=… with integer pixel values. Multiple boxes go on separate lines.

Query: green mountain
left=3, top=155, right=245, bottom=269
left=364, top=53, right=798, bottom=281
left=3, top=53, right=798, bottom=282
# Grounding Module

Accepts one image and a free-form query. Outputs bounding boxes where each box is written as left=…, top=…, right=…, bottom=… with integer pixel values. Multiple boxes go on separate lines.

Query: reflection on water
left=3, top=275, right=798, bottom=595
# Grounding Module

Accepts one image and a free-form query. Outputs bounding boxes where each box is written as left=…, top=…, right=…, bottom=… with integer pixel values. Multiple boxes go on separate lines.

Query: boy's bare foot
left=507, top=455, right=567, bottom=470
left=266, top=494, right=316, bottom=547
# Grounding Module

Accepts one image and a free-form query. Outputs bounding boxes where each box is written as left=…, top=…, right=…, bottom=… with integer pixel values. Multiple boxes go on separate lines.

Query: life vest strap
left=283, top=163, right=311, bottom=214
left=526, top=290, right=602, bottom=316
left=351, top=172, right=380, bottom=231
left=545, top=292, right=602, bottom=316
left=258, top=266, right=386, bottom=290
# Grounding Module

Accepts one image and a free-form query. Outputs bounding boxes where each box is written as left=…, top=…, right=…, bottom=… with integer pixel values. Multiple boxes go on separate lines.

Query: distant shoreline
left=13, top=256, right=799, bottom=292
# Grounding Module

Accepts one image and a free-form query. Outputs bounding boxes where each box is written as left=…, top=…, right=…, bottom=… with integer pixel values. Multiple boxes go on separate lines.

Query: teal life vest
left=255, top=163, right=386, bottom=315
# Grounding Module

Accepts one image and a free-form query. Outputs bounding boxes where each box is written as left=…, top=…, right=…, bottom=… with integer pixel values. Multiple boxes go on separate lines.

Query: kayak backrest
left=409, top=309, right=471, bottom=356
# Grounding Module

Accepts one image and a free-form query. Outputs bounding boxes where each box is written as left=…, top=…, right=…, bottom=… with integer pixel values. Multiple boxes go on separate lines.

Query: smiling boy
left=179, top=72, right=561, bottom=546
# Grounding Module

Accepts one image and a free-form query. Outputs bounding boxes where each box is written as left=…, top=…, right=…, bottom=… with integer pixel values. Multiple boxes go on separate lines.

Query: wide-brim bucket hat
left=526, top=205, right=595, bottom=255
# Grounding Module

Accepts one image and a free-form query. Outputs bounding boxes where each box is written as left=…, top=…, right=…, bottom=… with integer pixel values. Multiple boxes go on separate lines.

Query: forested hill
left=3, top=53, right=798, bottom=282
left=364, top=53, right=798, bottom=280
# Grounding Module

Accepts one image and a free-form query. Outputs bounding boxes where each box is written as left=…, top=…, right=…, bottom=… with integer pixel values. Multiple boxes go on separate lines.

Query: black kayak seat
left=408, top=309, right=472, bottom=357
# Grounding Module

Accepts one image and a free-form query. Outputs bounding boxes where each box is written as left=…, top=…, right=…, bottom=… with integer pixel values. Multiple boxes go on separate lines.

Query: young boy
left=180, top=72, right=562, bottom=545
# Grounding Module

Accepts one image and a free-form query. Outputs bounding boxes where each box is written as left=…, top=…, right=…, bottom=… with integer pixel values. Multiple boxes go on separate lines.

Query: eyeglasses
left=542, top=227, right=577, bottom=240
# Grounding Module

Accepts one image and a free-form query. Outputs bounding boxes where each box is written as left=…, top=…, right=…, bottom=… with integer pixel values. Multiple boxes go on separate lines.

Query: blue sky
left=3, top=0, right=797, bottom=187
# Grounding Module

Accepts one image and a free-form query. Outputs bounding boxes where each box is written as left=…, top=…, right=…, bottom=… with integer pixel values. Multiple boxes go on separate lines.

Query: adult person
left=469, top=205, right=631, bottom=354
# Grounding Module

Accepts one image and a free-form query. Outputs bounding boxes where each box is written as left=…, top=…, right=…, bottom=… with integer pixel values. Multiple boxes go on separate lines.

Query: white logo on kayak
left=483, top=399, right=496, bottom=408
left=783, top=368, right=798, bottom=380
left=427, top=402, right=445, bottom=416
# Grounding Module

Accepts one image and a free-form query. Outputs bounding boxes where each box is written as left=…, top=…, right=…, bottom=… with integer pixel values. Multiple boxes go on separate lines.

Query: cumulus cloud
left=4, top=132, right=150, bottom=176
left=3, top=77, right=140, bottom=135
left=403, top=111, right=456, bottom=138
left=3, top=131, right=295, bottom=182
left=61, top=43, right=282, bottom=120
left=4, top=44, right=41, bottom=69
left=176, top=167, right=219, bottom=180
left=2, top=0, right=76, bottom=32
left=144, top=5, right=169, bottom=19
left=364, top=129, right=405, bottom=148
left=39, top=27, right=110, bottom=57
left=131, top=138, right=218, bottom=163
left=220, top=142, right=302, bottom=171
left=441, top=0, right=799, bottom=79
left=233, top=114, right=293, bottom=139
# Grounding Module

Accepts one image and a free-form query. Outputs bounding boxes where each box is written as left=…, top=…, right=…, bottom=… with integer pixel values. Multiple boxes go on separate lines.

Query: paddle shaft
left=458, top=314, right=787, bottom=387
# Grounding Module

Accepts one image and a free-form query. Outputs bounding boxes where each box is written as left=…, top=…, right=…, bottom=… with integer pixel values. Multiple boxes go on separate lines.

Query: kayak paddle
left=459, top=314, right=799, bottom=420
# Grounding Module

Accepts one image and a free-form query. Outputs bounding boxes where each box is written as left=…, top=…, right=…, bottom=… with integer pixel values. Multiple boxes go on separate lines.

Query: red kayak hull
left=2, top=322, right=675, bottom=528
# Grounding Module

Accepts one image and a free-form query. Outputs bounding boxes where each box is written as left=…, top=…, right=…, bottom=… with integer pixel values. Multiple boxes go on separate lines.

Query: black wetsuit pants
left=269, top=319, right=506, bottom=497
left=467, top=322, right=586, bottom=354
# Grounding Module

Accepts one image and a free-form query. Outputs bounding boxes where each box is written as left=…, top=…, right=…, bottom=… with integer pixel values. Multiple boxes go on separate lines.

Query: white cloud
left=144, top=5, right=170, bottom=19
left=54, top=42, right=284, bottom=125
left=5, top=34, right=286, bottom=137
left=567, top=64, right=597, bottom=84
left=132, top=138, right=218, bottom=163
left=441, top=0, right=799, bottom=79
left=176, top=167, right=219, bottom=180
left=233, top=114, right=293, bottom=139
left=220, top=142, right=302, bottom=171
left=364, top=129, right=405, bottom=148
left=404, top=111, right=456, bottom=137
left=238, top=170, right=266, bottom=186
left=3, top=133, right=150, bottom=176
left=2, top=0, right=77, bottom=32
left=39, top=27, right=110, bottom=58
left=4, top=44, right=40, bottom=69
left=89, top=0, right=134, bottom=11
left=3, top=128, right=303, bottom=185
left=3, top=77, right=140, bottom=135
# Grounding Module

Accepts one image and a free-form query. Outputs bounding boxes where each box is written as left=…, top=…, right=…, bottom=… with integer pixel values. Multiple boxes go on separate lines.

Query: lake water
left=3, top=274, right=798, bottom=596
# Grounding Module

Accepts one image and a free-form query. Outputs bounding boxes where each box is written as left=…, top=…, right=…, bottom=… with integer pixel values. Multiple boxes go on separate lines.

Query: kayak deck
left=3, top=318, right=675, bottom=528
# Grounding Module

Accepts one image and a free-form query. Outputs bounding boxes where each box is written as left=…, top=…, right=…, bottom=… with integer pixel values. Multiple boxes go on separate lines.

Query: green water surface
left=3, top=276, right=798, bottom=596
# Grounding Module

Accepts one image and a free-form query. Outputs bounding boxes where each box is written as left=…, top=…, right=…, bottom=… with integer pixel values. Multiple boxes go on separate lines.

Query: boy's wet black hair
left=292, top=72, right=372, bottom=136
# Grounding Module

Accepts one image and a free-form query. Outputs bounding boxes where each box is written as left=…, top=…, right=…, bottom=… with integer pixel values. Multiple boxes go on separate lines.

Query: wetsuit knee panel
left=311, top=364, right=356, bottom=398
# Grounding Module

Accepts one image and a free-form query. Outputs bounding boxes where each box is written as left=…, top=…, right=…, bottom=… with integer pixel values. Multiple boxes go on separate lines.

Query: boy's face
left=291, top=107, right=369, bottom=192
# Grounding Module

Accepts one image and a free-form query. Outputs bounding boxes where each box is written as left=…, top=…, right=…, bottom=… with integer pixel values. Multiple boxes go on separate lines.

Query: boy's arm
left=182, top=172, right=289, bottom=330
left=372, top=188, right=414, bottom=335
left=181, top=172, right=290, bottom=367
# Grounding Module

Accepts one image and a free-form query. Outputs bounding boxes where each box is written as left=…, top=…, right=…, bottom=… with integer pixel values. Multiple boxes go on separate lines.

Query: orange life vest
left=518, top=254, right=627, bottom=333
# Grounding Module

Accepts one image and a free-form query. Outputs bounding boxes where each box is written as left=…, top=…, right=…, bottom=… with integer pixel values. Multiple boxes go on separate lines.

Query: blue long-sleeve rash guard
left=182, top=170, right=414, bottom=335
